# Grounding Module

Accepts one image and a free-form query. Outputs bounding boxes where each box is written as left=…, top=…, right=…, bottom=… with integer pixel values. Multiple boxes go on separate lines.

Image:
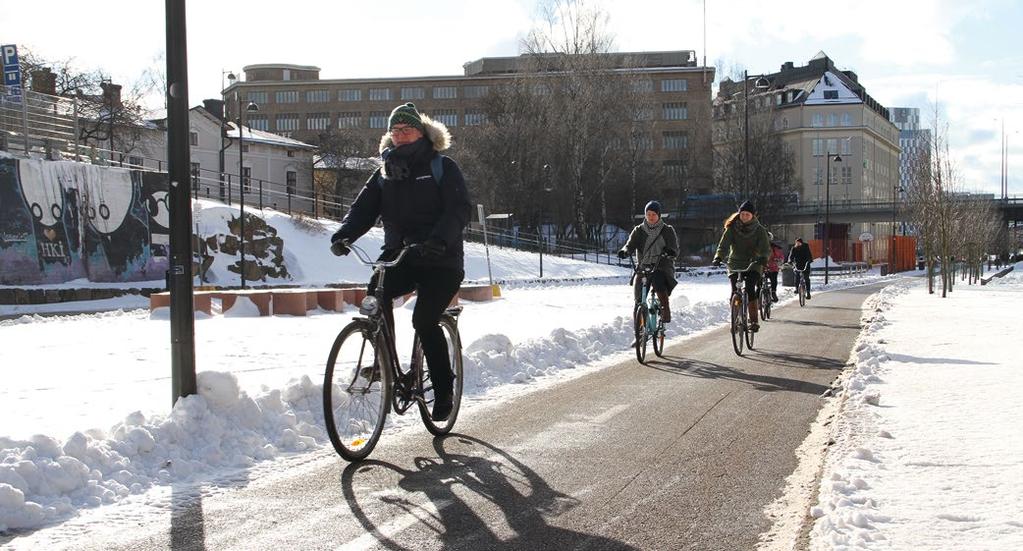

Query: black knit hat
left=388, top=102, right=424, bottom=131
left=738, top=200, right=756, bottom=214
left=645, top=200, right=661, bottom=215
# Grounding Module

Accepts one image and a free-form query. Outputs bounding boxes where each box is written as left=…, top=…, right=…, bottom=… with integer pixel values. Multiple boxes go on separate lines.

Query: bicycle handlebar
left=783, top=261, right=810, bottom=271
left=729, top=261, right=761, bottom=274
left=346, top=242, right=419, bottom=269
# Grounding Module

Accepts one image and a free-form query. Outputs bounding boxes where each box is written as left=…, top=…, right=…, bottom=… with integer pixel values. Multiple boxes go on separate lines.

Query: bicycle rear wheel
left=730, top=294, right=744, bottom=356
left=415, top=315, right=464, bottom=436
left=761, top=286, right=772, bottom=320
left=634, top=304, right=648, bottom=363
left=323, top=320, right=390, bottom=462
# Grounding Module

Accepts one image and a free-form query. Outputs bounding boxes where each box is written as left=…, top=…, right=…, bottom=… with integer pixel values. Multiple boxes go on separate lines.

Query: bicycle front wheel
left=634, top=304, right=648, bottom=363
left=761, top=287, right=772, bottom=320
left=798, top=281, right=806, bottom=307
left=323, top=320, right=390, bottom=462
left=730, top=294, right=744, bottom=356
left=415, top=315, right=464, bottom=436
left=652, top=323, right=665, bottom=357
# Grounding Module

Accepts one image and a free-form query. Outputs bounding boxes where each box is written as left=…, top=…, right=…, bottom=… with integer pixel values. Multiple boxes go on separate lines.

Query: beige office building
left=714, top=53, right=901, bottom=261
left=221, top=51, right=715, bottom=193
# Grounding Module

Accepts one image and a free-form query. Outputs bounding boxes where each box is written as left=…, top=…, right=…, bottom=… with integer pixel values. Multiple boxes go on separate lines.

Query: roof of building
left=225, top=122, right=316, bottom=150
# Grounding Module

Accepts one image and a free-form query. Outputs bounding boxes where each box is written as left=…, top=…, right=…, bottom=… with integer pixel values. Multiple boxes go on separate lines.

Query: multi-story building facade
left=713, top=52, right=901, bottom=261
left=221, top=51, right=715, bottom=193
left=888, top=107, right=931, bottom=194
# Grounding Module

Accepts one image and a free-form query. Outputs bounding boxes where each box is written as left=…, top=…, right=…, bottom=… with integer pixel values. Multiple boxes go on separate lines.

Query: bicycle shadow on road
left=645, top=355, right=831, bottom=395
left=339, top=434, right=637, bottom=550
left=746, top=348, right=847, bottom=371
left=766, top=318, right=861, bottom=331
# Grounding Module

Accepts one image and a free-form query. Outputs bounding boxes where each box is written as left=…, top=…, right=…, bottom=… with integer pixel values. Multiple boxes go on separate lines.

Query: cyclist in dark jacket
left=618, top=200, right=678, bottom=322
left=787, top=237, right=813, bottom=299
left=330, top=103, right=471, bottom=421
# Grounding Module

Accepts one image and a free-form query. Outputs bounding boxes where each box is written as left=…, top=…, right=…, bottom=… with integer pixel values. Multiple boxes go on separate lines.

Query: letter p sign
left=2, top=44, right=21, bottom=87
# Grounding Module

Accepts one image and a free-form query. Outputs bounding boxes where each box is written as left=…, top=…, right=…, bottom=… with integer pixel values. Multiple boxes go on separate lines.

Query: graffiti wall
left=0, top=156, right=169, bottom=285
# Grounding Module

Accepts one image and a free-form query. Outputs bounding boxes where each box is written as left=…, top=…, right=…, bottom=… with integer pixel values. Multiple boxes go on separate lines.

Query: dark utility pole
left=165, top=0, right=197, bottom=402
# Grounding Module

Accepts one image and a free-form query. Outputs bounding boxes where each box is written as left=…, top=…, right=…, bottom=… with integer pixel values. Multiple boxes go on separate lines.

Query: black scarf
left=381, top=138, right=433, bottom=180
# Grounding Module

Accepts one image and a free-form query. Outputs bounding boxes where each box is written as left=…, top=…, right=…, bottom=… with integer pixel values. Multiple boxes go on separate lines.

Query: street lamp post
left=227, top=75, right=258, bottom=289
left=742, top=70, right=770, bottom=198
left=824, top=152, right=842, bottom=285
left=539, top=164, right=553, bottom=278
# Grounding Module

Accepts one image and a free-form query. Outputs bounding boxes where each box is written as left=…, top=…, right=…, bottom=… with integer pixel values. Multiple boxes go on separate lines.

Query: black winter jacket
left=788, top=243, right=813, bottom=268
left=332, top=120, right=471, bottom=271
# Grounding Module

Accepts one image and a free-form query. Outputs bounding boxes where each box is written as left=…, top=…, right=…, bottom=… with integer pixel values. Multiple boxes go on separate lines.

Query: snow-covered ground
left=0, top=202, right=898, bottom=535
left=801, top=263, right=1023, bottom=550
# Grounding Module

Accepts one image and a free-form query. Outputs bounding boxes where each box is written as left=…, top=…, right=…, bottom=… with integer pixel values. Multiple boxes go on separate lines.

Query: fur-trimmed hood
left=378, top=113, right=451, bottom=154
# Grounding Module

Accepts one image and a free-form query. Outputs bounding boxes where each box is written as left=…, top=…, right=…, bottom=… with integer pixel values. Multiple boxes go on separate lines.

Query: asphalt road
left=12, top=282, right=885, bottom=551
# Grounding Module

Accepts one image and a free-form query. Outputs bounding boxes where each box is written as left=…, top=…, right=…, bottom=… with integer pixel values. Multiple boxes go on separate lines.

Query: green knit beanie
left=388, top=102, right=424, bottom=131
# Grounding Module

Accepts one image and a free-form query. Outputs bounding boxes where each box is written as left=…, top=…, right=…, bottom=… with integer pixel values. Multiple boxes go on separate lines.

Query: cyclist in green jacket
left=712, top=200, right=770, bottom=332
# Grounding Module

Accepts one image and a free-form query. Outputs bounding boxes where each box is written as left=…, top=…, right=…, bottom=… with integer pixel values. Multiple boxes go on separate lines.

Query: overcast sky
left=4, top=0, right=1021, bottom=196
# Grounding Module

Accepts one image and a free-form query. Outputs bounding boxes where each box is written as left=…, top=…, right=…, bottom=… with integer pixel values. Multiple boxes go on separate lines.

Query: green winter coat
left=714, top=218, right=771, bottom=274
left=623, top=222, right=678, bottom=293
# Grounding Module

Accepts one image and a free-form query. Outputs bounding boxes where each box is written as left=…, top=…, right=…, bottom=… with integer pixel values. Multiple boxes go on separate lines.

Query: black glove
left=712, top=258, right=723, bottom=268
left=617, top=249, right=629, bottom=259
left=663, top=249, right=676, bottom=258
left=421, top=238, right=446, bottom=258
left=330, top=238, right=350, bottom=257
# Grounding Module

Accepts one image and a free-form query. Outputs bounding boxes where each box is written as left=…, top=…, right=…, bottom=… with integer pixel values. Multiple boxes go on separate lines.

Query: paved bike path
left=29, top=282, right=886, bottom=551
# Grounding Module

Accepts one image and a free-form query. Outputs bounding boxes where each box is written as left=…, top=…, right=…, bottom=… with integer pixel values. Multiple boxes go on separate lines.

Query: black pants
left=729, top=271, right=760, bottom=300
left=765, top=271, right=778, bottom=297
left=633, top=270, right=671, bottom=304
left=369, top=261, right=463, bottom=398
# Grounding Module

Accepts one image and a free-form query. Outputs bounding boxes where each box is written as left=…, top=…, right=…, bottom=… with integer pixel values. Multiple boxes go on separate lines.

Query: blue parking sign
left=2, top=44, right=21, bottom=88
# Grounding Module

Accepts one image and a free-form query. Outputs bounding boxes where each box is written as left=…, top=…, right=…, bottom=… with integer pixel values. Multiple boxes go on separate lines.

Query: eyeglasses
left=389, top=126, right=419, bottom=136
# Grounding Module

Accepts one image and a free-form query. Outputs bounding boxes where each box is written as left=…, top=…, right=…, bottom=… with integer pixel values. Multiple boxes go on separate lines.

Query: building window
left=841, top=137, right=851, bottom=155
left=368, top=88, right=392, bottom=101
left=433, top=109, right=457, bottom=127
left=338, top=112, right=361, bottom=129
left=661, top=79, right=688, bottom=92
left=339, top=89, right=362, bottom=102
left=633, top=107, right=654, bottom=121
left=842, top=166, right=852, bottom=185
left=782, top=117, right=789, bottom=129
left=246, top=115, right=268, bottom=131
left=464, top=109, right=486, bottom=126
left=189, top=131, right=198, bottom=146
left=662, top=102, right=688, bottom=120
left=369, top=111, right=389, bottom=129
left=824, top=90, right=839, bottom=100
left=247, top=91, right=267, bottom=104
left=286, top=171, right=297, bottom=195
left=242, top=166, right=252, bottom=192
left=400, top=87, right=424, bottom=100
left=306, top=113, right=330, bottom=131
left=305, top=89, right=329, bottom=103
left=433, top=86, right=457, bottom=99
left=632, top=79, right=653, bottom=93
left=827, top=113, right=838, bottom=127
left=463, top=85, right=489, bottom=98
left=662, top=160, right=685, bottom=178
left=287, top=150, right=295, bottom=158
left=631, top=133, right=653, bottom=150
left=275, top=114, right=300, bottom=132
left=811, top=113, right=823, bottom=127
left=827, top=138, right=839, bottom=154
left=841, top=113, right=852, bottom=127
left=662, top=131, right=688, bottom=149
left=275, top=90, right=298, bottom=104
left=813, top=139, right=823, bottom=156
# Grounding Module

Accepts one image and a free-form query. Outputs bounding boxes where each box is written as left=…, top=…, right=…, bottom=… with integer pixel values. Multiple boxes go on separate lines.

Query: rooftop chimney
left=100, top=81, right=122, bottom=108
left=203, top=99, right=225, bottom=121
left=30, top=68, right=56, bottom=95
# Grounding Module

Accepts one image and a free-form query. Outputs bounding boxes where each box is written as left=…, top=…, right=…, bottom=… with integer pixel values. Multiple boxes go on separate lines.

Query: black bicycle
left=729, top=261, right=760, bottom=356
left=322, top=243, right=464, bottom=462
left=630, top=259, right=666, bottom=363
left=786, top=261, right=810, bottom=307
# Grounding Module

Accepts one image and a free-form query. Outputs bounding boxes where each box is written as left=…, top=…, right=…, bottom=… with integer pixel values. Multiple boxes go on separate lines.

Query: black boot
left=432, top=392, right=453, bottom=421
left=655, top=290, right=671, bottom=323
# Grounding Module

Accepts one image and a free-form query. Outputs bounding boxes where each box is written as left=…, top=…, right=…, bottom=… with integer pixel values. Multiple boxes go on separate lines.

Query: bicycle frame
left=345, top=243, right=428, bottom=414
left=631, top=260, right=663, bottom=338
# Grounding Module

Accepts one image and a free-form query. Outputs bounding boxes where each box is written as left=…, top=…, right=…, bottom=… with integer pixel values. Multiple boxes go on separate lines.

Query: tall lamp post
left=539, top=163, right=553, bottom=278
left=742, top=70, right=770, bottom=198
left=227, top=72, right=258, bottom=288
left=824, top=152, right=842, bottom=285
